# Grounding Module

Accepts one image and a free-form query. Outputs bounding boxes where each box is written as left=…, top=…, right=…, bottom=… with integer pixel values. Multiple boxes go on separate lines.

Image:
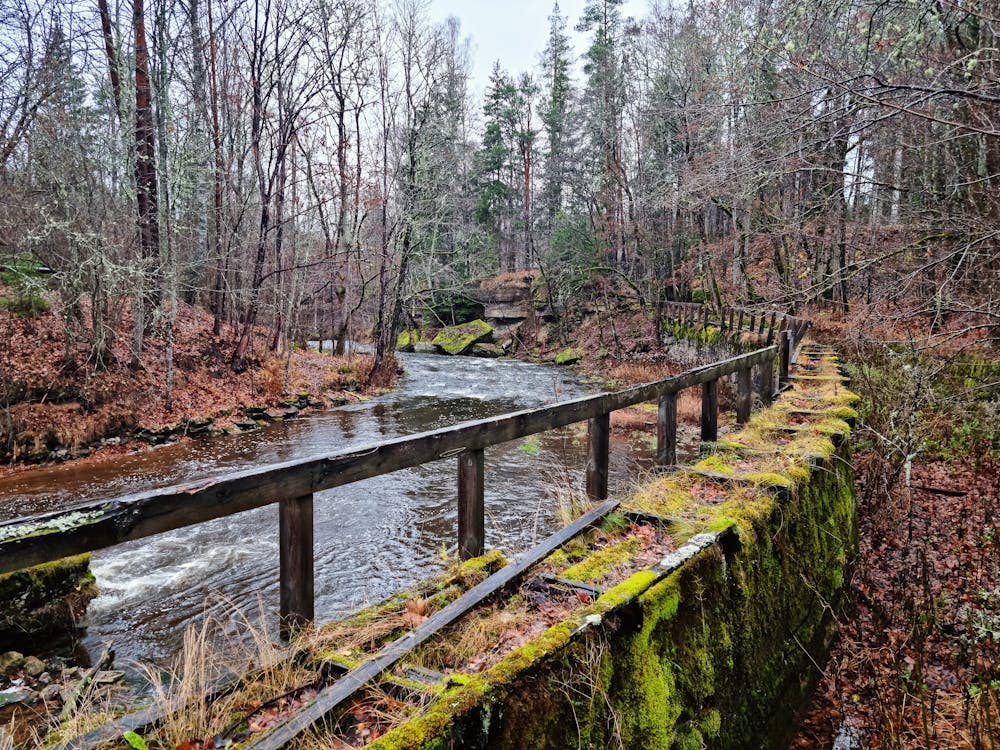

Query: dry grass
left=410, top=603, right=536, bottom=673
left=610, top=405, right=656, bottom=431
left=110, top=599, right=316, bottom=749
left=604, top=359, right=676, bottom=385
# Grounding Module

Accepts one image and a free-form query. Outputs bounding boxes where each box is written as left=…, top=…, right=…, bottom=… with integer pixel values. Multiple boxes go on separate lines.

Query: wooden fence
left=0, top=318, right=808, bottom=636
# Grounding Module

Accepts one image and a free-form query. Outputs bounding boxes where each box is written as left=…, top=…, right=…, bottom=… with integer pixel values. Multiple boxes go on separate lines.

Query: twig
left=60, top=643, right=114, bottom=720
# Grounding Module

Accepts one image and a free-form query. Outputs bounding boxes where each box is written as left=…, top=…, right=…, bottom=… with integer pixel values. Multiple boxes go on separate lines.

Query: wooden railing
left=0, top=320, right=807, bottom=635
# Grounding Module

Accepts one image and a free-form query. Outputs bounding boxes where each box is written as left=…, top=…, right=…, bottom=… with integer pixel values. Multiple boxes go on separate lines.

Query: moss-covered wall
left=365, top=347, right=857, bottom=750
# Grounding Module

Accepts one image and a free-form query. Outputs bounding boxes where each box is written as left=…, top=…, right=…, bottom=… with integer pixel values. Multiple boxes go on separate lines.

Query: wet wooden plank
left=736, top=367, right=752, bottom=424
left=701, top=379, right=719, bottom=442
left=656, top=392, right=677, bottom=467
left=586, top=414, right=610, bottom=502
left=245, top=498, right=621, bottom=750
left=458, top=448, right=485, bottom=560
left=279, top=494, right=314, bottom=638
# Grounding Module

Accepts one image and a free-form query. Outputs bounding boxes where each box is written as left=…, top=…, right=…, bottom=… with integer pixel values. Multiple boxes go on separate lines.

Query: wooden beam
left=279, top=494, right=314, bottom=638
left=701, top=379, right=719, bottom=442
left=586, top=414, right=610, bottom=502
left=457, top=448, right=485, bottom=560
left=656, top=392, right=677, bottom=467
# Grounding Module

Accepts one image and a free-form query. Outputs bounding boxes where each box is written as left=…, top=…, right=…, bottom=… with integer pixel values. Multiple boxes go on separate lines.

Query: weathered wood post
left=737, top=311, right=745, bottom=332
left=765, top=312, right=777, bottom=344
left=736, top=367, right=752, bottom=424
left=779, top=330, right=792, bottom=385
left=657, top=391, right=678, bottom=467
left=702, top=306, right=710, bottom=328
left=587, top=414, right=610, bottom=502
left=758, top=314, right=767, bottom=335
left=728, top=309, right=735, bottom=330
left=279, top=493, right=314, bottom=638
left=458, top=448, right=485, bottom=560
left=701, top=380, right=719, bottom=442
left=759, top=353, right=775, bottom=405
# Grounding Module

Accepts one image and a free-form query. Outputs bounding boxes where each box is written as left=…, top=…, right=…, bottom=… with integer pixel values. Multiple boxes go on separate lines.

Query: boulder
left=554, top=347, right=583, bottom=366
left=413, top=341, right=437, bottom=354
left=470, top=343, right=504, bottom=358
left=432, top=320, right=493, bottom=355
left=396, top=329, right=421, bottom=352
left=23, top=655, right=45, bottom=677
left=0, top=651, right=24, bottom=677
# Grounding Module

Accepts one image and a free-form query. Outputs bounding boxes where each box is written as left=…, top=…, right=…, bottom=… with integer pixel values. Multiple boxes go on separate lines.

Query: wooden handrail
left=0, top=344, right=779, bottom=631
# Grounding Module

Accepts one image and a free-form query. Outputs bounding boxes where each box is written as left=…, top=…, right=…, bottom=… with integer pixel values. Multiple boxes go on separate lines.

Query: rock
left=93, top=670, right=124, bottom=685
left=61, top=667, right=81, bottom=681
left=36, top=671, right=51, bottom=686
left=186, top=417, right=214, bottom=436
left=470, top=343, right=503, bottom=358
left=244, top=406, right=268, bottom=418
left=413, top=341, right=436, bottom=354
left=396, top=329, right=420, bottom=352
left=554, top=347, right=583, bottom=366
left=483, top=301, right=533, bottom=321
left=0, top=686, right=32, bottom=708
left=23, top=655, right=45, bottom=677
left=0, top=651, right=24, bottom=676
left=432, top=320, right=493, bottom=355
left=263, top=408, right=285, bottom=421
left=233, top=420, right=258, bottom=432
left=39, top=684, right=62, bottom=703
left=280, top=406, right=299, bottom=420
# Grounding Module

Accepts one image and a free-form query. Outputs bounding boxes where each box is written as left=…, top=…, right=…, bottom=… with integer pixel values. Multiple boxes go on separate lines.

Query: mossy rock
left=470, top=343, right=503, bottom=358
left=432, top=320, right=493, bottom=355
left=0, top=554, right=97, bottom=651
left=553, top=347, right=582, bottom=366
left=396, top=329, right=421, bottom=352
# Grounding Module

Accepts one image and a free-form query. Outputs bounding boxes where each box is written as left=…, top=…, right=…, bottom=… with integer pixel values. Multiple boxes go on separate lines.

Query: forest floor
left=792, top=456, right=1000, bottom=749
left=0, top=288, right=382, bottom=476
left=789, top=312, right=1000, bottom=749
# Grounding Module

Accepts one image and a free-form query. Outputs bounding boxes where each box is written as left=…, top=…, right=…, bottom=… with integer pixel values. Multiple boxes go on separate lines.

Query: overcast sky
left=428, top=0, right=648, bottom=98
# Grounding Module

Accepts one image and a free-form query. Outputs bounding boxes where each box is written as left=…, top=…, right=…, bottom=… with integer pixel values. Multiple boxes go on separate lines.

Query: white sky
left=428, top=0, right=648, bottom=98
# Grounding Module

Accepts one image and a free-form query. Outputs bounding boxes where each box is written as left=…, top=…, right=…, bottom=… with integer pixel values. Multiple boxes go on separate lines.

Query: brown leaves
left=400, top=598, right=429, bottom=629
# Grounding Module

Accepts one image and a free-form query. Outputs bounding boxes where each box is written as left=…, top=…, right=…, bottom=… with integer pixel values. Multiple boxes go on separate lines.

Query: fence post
left=657, top=392, right=677, bottom=467
left=587, top=414, right=610, bottom=502
left=737, top=311, right=745, bottom=332
left=779, top=330, right=792, bottom=385
left=280, top=493, right=314, bottom=639
left=765, top=312, right=777, bottom=344
left=759, top=353, right=775, bottom=405
left=458, top=448, right=485, bottom=560
left=701, top=380, right=719, bottom=442
left=736, top=367, right=752, bottom=424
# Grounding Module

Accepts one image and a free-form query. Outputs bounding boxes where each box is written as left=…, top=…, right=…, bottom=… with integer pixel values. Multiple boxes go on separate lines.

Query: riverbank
left=0, top=292, right=388, bottom=476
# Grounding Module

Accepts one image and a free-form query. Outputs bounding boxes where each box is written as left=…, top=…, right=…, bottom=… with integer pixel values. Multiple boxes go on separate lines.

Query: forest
left=0, top=0, right=994, bottom=384
left=1, top=0, right=998, bottom=747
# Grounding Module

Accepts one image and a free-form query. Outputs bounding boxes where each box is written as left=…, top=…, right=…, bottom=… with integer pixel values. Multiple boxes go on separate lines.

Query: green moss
left=431, top=320, right=493, bottom=355
left=562, top=537, right=641, bottom=582
left=553, top=347, right=582, bottom=365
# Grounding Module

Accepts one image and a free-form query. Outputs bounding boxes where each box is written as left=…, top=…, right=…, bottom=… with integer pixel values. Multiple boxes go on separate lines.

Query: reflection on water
left=0, top=353, right=643, bottom=668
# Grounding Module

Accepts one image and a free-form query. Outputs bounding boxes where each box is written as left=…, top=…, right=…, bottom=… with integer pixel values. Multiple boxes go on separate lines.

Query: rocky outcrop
left=476, top=271, right=551, bottom=324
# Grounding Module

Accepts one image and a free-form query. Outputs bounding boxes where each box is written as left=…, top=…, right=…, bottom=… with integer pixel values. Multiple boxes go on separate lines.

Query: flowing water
left=0, top=353, right=647, bottom=669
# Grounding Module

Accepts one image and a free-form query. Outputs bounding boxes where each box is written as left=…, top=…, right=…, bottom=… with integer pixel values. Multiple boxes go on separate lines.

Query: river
left=0, top=352, right=648, bottom=669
